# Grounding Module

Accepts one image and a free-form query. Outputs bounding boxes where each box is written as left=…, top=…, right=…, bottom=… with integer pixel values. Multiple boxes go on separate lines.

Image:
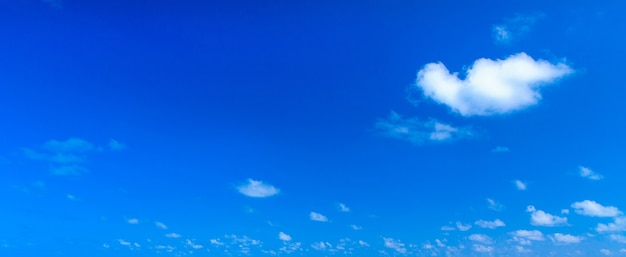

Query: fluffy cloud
left=551, top=233, right=582, bottom=244
left=527, top=205, right=568, bottom=226
left=514, top=180, right=527, bottom=190
left=310, top=212, right=328, bottom=222
left=597, top=217, right=626, bottom=233
left=236, top=179, right=280, bottom=198
left=469, top=234, right=494, bottom=244
left=278, top=232, right=292, bottom=242
left=509, top=230, right=544, bottom=245
left=415, top=52, right=572, bottom=116
left=475, top=219, right=506, bottom=229
left=571, top=200, right=622, bottom=217
left=376, top=112, right=471, bottom=144
left=383, top=238, right=407, bottom=254
left=472, top=244, right=494, bottom=253
left=579, top=166, right=603, bottom=180
left=609, top=234, right=626, bottom=243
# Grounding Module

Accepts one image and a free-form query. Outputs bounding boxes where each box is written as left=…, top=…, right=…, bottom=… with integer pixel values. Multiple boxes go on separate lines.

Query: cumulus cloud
left=236, top=179, right=280, bottom=198
left=278, top=232, right=292, bottom=241
left=472, top=244, right=494, bottom=253
left=469, top=234, right=494, bottom=244
left=492, top=13, right=544, bottom=44
left=509, top=230, right=544, bottom=245
left=579, top=166, right=603, bottom=180
left=597, top=217, right=626, bottom=233
left=475, top=219, right=506, bottom=229
left=310, top=212, right=328, bottom=222
left=609, top=234, right=626, bottom=243
left=571, top=200, right=622, bottom=217
left=376, top=112, right=472, bottom=144
left=415, top=52, right=572, bottom=116
left=383, top=238, right=407, bottom=254
left=514, top=180, right=527, bottom=190
left=527, top=205, right=568, bottom=226
left=551, top=233, right=582, bottom=244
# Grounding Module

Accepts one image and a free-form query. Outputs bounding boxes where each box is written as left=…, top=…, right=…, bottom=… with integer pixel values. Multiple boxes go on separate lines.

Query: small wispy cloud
left=166, top=233, right=181, bottom=239
left=456, top=221, right=472, bottom=231
left=310, top=212, right=328, bottom=222
left=550, top=233, right=582, bottom=244
left=350, top=224, right=362, bottom=230
left=509, top=230, right=544, bottom=245
left=376, top=112, right=472, bottom=144
left=492, top=13, right=545, bottom=44
left=474, top=219, right=505, bottom=229
left=527, top=205, right=568, bottom=227
left=579, top=166, right=603, bottom=180
left=127, top=218, right=139, bottom=224
left=491, top=146, right=510, bottom=153
left=338, top=203, right=350, bottom=212
left=155, top=221, right=168, bottom=230
left=108, top=139, right=126, bottom=151
left=236, top=179, right=280, bottom=198
left=487, top=198, right=504, bottom=211
left=278, top=232, right=292, bottom=242
left=514, top=180, right=527, bottom=190
left=383, top=237, right=407, bottom=254
left=415, top=52, right=572, bottom=116
left=468, top=234, right=494, bottom=244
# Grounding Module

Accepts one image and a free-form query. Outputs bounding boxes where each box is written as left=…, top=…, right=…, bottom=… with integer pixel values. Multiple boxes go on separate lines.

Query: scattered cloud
left=108, top=139, right=126, bottom=151
left=383, top=238, right=407, bottom=254
left=415, top=52, right=572, bottom=116
left=487, top=198, right=504, bottom=211
left=310, top=212, right=328, bottom=222
left=509, top=230, right=544, bottom=245
left=492, top=13, right=545, bottom=44
left=597, top=217, right=626, bottom=233
left=609, top=234, right=626, bottom=244
left=338, top=203, right=350, bottom=212
left=514, top=180, right=527, bottom=190
left=376, top=112, right=472, bottom=144
left=491, top=146, right=510, bottom=153
left=600, top=249, right=611, bottom=256
left=127, top=218, right=139, bottom=224
left=278, top=232, right=292, bottom=242
left=310, top=241, right=332, bottom=251
left=350, top=224, right=362, bottom=230
left=472, top=244, right=494, bottom=253
left=475, top=219, right=506, bottom=229
left=561, top=209, right=570, bottom=214
left=527, top=205, right=568, bottom=227
left=571, top=200, right=622, bottom=217
left=579, top=166, right=603, bottom=180
left=165, top=233, right=181, bottom=238
left=456, top=221, right=472, bottom=231
left=551, top=233, right=583, bottom=244
left=468, top=234, right=494, bottom=244
left=441, top=226, right=455, bottom=231
left=155, top=221, right=168, bottom=230
left=236, top=179, right=280, bottom=198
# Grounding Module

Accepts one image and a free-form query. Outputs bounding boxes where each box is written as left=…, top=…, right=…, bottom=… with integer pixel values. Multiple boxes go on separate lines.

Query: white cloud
left=338, top=203, right=350, bottom=212
left=210, top=239, right=224, bottom=245
left=415, top=52, right=572, bottom=116
left=600, top=249, right=611, bottom=256
left=468, top=234, right=494, bottom=244
left=571, top=200, right=622, bottom=217
left=310, top=212, right=328, bottom=222
left=127, top=218, right=139, bottom=224
left=609, top=234, right=626, bottom=243
left=350, top=224, right=362, bottom=230
left=186, top=239, right=203, bottom=249
left=278, top=232, right=292, bottom=242
left=551, top=233, right=582, bottom=244
left=527, top=205, right=568, bottom=226
left=310, top=241, right=332, bottom=251
left=491, top=146, right=510, bottom=153
left=475, top=219, right=506, bottom=229
left=358, top=240, right=369, bottom=247
left=509, top=230, right=544, bottom=245
left=561, top=209, right=570, bottom=214
left=472, top=244, right=494, bottom=253
left=108, top=139, right=126, bottom=151
left=579, top=166, right=603, bottom=180
left=236, top=179, right=280, bottom=198
left=383, top=238, right=407, bottom=254
left=456, top=221, right=472, bottom=231
left=441, top=226, right=455, bottom=231
left=597, top=217, right=626, bottom=233
left=155, top=221, right=167, bottom=230
left=165, top=233, right=181, bottom=238
left=514, top=180, right=527, bottom=190
left=376, top=112, right=471, bottom=144
left=492, top=13, right=544, bottom=44
left=487, top=198, right=504, bottom=211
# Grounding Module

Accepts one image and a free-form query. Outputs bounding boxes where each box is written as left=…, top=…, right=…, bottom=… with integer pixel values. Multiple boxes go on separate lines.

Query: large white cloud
left=571, top=200, right=622, bottom=217
left=416, top=52, right=572, bottom=116
left=236, top=179, right=280, bottom=198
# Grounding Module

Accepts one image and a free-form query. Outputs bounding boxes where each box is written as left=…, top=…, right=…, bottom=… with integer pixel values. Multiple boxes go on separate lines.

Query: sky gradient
left=2, top=0, right=626, bottom=256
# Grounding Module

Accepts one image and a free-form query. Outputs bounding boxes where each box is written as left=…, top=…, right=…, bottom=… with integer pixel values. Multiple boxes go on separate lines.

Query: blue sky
left=2, top=0, right=626, bottom=256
